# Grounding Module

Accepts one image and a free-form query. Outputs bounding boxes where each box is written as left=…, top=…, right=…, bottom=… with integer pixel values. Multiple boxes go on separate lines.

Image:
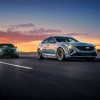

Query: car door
left=41, top=38, right=49, bottom=56
left=47, top=37, right=57, bottom=56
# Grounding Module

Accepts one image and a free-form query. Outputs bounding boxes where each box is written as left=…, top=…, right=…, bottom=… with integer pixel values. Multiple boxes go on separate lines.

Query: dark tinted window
left=41, top=38, right=49, bottom=44
left=0, top=44, right=14, bottom=48
left=55, top=37, right=78, bottom=42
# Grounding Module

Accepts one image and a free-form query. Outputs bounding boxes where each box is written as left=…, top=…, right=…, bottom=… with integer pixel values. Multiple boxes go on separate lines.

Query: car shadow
left=0, top=56, right=100, bottom=62
left=44, top=58, right=100, bottom=62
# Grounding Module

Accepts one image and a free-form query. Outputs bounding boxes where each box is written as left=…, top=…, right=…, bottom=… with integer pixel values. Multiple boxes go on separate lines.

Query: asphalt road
left=0, top=54, right=100, bottom=100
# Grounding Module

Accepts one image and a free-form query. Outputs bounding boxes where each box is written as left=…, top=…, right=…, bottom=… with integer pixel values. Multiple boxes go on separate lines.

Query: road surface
left=0, top=53, right=100, bottom=100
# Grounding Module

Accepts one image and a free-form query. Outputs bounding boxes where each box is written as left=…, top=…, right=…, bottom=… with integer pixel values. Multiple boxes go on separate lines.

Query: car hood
left=0, top=47, right=16, bottom=50
left=66, top=42, right=94, bottom=47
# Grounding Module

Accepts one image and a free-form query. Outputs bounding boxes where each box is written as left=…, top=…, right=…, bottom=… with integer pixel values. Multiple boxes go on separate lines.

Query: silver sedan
left=37, top=36, right=97, bottom=61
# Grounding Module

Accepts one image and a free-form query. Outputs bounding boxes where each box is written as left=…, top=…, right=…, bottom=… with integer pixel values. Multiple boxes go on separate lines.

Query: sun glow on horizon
left=15, top=40, right=42, bottom=52
left=0, top=38, right=100, bottom=52
left=14, top=38, right=100, bottom=52
left=0, top=25, right=100, bottom=52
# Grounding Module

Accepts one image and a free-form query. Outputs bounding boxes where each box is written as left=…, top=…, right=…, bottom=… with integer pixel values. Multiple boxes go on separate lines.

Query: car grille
left=76, top=46, right=94, bottom=51
left=3, top=49, right=15, bottom=53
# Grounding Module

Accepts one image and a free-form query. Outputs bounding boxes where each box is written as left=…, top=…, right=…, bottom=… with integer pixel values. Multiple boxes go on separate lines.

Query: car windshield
left=0, top=44, right=14, bottom=48
left=55, top=37, right=79, bottom=42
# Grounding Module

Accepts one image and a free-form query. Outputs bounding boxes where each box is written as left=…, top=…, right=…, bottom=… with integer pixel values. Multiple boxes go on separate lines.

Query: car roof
left=0, top=43, right=14, bottom=45
left=49, top=36, right=72, bottom=38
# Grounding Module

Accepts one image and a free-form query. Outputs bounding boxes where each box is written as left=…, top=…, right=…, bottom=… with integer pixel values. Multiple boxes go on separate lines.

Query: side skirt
left=43, top=53, right=57, bottom=58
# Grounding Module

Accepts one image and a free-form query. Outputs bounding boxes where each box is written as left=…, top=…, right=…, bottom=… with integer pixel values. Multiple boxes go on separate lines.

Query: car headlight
left=64, top=44, right=74, bottom=54
left=0, top=49, right=2, bottom=52
left=68, top=45, right=74, bottom=54
left=68, top=45, right=73, bottom=49
left=16, top=49, right=19, bottom=52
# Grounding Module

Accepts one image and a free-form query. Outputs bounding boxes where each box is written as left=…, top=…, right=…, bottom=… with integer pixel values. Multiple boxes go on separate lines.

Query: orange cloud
left=65, top=33, right=89, bottom=36
left=0, top=23, right=100, bottom=52
left=0, top=23, right=62, bottom=52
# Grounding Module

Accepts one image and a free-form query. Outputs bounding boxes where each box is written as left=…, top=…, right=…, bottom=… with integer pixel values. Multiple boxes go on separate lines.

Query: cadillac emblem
left=86, top=47, right=89, bottom=49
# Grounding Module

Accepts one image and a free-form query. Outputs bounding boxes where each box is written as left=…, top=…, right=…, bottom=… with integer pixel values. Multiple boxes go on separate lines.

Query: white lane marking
left=0, top=61, right=33, bottom=69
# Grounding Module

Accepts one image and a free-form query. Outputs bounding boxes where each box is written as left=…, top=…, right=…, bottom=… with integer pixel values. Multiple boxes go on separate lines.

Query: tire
left=37, top=49, right=44, bottom=59
left=57, top=47, right=65, bottom=61
left=86, top=58, right=96, bottom=61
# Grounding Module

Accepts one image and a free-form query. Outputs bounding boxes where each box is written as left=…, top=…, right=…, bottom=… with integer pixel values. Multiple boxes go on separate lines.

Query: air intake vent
left=76, top=46, right=94, bottom=51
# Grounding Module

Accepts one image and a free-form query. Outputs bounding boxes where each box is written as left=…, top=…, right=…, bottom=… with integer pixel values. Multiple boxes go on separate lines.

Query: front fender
left=56, top=44, right=69, bottom=55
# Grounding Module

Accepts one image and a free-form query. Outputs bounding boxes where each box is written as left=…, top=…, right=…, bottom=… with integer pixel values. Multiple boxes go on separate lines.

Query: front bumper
left=0, top=52, right=19, bottom=57
left=65, top=50, right=97, bottom=58
left=69, top=52, right=97, bottom=57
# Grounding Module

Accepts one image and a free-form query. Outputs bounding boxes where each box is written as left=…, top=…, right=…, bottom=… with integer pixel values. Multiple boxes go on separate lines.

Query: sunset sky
left=0, top=0, right=100, bottom=52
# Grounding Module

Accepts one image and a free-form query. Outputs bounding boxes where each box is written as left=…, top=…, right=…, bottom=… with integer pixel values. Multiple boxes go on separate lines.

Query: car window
left=0, top=44, right=14, bottom=48
left=67, top=38, right=78, bottom=42
left=49, top=37, right=55, bottom=43
left=55, top=37, right=67, bottom=42
left=41, top=38, right=49, bottom=44
left=55, top=37, right=78, bottom=42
